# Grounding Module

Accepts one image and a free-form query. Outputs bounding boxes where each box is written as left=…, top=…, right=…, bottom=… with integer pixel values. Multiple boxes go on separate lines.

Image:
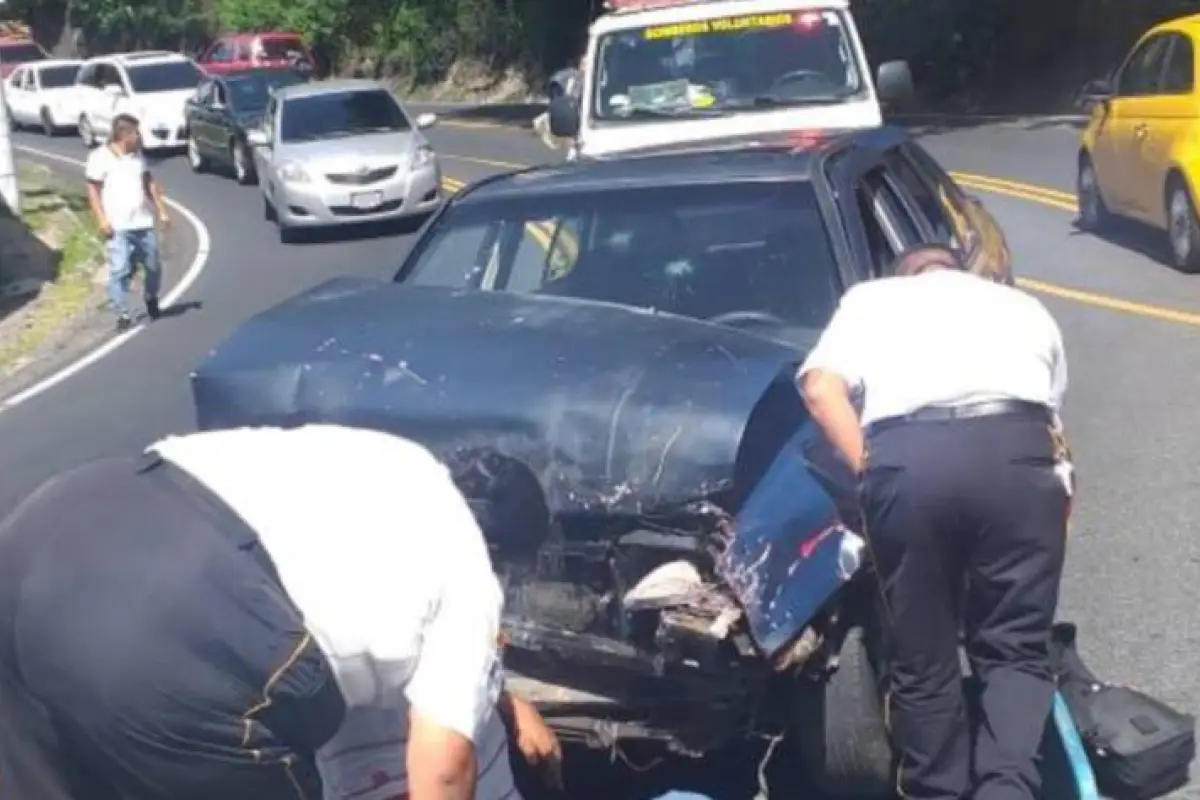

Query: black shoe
left=145, top=297, right=160, bottom=320
left=115, top=315, right=133, bottom=332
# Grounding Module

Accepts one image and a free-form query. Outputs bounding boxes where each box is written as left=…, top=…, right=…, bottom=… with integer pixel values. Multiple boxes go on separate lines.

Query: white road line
left=0, top=144, right=212, bottom=414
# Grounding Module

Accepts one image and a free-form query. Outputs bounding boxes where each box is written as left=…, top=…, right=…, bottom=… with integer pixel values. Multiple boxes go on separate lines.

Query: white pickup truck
left=548, top=0, right=913, bottom=159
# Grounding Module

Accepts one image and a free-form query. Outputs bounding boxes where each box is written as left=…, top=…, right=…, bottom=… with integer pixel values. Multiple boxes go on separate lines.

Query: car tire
left=231, top=140, right=253, bottom=185
left=1076, top=153, right=1111, bottom=232
left=792, top=626, right=892, bottom=797
left=40, top=108, right=57, bottom=137
left=78, top=114, right=96, bottom=148
left=186, top=136, right=207, bottom=173
left=1166, top=176, right=1200, bottom=274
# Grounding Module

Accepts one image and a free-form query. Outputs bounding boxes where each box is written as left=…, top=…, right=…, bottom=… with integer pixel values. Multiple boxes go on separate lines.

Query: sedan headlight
left=278, top=161, right=310, bottom=183
left=412, top=143, right=436, bottom=169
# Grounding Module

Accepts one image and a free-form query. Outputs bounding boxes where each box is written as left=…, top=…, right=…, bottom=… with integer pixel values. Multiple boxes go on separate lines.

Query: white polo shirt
left=150, top=425, right=505, bottom=799
left=84, top=145, right=155, bottom=232
left=798, top=269, right=1067, bottom=427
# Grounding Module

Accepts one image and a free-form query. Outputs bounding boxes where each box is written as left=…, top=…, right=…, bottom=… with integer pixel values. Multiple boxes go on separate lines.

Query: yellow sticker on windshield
left=644, top=12, right=795, bottom=40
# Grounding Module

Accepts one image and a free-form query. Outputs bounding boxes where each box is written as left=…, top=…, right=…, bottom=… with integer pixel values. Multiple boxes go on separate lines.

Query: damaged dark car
left=191, top=129, right=999, bottom=796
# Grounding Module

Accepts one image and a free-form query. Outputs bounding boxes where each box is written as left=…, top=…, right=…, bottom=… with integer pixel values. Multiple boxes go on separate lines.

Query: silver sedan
left=246, top=78, right=443, bottom=242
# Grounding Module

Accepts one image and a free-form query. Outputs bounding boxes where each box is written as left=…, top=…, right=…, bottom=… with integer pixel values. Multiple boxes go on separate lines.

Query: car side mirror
left=1078, top=78, right=1114, bottom=112
left=246, top=127, right=270, bottom=147
left=548, top=95, right=580, bottom=139
left=876, top=59, right=915, bottom=108
left=103, top=83, right=124, bottom=98
left=415, top=112, right=438, bottom=129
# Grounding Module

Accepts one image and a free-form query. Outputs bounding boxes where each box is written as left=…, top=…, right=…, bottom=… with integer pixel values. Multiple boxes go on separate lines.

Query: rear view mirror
left=415, top=112, right=438, bottom=129
left=876, top=60, right=914, bottom=107
left=1078, top=78, right=1114, bottom=112
left=246, top=128, right=269, bottom=147
left=102, top=83, right=124, bottom=98
left=548, top=95, right=580, bottom=139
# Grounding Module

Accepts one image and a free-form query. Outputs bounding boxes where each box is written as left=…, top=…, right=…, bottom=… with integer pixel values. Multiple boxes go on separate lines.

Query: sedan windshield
left=279, top=89, right=410, bottom=142
left=228, top=71, right=303, bottom=111
left=38, top=64, right=80, bottom=88
left=592, top=8, right=862, bottom=122
left=398, top=181, right=842, bottom=335
left=127, top=61, right=203, bottom=93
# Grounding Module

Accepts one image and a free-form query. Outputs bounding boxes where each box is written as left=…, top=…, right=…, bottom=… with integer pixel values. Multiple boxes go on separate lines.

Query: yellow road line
left=441, top=157, right=1200, bottom=328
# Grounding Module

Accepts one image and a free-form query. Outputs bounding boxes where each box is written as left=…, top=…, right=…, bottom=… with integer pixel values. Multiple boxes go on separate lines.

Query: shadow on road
left=0, top=189, right=69, bottom=329
left=1070, top=218, right=1184, bottom=273
left=158, top=299, right=202, bottom=319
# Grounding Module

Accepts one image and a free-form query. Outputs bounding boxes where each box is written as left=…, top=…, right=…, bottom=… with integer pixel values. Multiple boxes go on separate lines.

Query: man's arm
left=84, top=153, right=111, bottom=236
left=496, top=687, right=563, bottom=788
left=796, top=289, right=868, bottom=472
left=142, top=168, right=169, bottom=225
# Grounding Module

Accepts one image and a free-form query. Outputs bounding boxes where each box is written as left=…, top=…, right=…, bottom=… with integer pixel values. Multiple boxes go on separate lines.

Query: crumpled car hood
left=192, top=279, right=803, bottom=515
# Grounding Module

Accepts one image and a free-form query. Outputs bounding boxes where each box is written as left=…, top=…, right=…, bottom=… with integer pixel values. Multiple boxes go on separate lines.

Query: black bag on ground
left=1051, top=622, right=1196, bottom=799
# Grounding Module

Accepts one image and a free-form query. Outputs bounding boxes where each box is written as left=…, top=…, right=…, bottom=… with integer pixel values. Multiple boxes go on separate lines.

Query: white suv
left=74, top=51, right=204, bottom=150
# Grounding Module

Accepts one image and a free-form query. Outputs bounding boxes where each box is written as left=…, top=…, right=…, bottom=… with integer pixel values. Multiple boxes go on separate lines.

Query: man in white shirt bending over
left=0, top=424, right=559, bottom=800
left=85, top=113, right=170, bottom=331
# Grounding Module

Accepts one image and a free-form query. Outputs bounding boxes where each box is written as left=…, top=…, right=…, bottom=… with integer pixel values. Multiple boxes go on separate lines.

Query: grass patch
left=0, top=162, right=105, bottom=374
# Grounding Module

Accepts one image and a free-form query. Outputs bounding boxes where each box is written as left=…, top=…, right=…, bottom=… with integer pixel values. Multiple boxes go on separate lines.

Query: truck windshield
left=591, top=8, right=863, bottom=122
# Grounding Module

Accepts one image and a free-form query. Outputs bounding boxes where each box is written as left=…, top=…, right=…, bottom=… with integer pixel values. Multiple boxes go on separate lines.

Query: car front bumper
left=271, top=161, right=444, bottom=228
left=140, top=120, right=188, bottom=150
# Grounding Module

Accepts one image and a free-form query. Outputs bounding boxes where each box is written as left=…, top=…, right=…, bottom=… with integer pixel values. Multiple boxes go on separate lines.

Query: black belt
left=866, top=399, right=1052, bottom=438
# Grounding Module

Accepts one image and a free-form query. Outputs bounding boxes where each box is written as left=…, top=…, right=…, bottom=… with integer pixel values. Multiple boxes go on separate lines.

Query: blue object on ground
left=1041, top=690, right=1102, bottom=799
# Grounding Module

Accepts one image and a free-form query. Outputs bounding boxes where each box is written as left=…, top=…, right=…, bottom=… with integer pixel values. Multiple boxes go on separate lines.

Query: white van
left=549, top=0, right=913, bottom=159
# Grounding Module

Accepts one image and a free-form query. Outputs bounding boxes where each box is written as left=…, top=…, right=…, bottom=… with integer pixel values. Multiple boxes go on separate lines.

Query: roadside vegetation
left=0, top=161, right=104, bottom=378
left=3, top=0, right=1199, bottom=107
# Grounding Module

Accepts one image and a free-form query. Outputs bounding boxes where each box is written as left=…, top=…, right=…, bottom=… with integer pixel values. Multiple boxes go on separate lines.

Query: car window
left=0, top=43, right=44, bottom=64
left=208, top=41, right=231, bottom=62
left=227, top=72, right=303, bottom=111
left=1117, top=34, right=1171, bottom=97
left=1162, top=34, right=1194, bottom=95
left=401, top=181, right=844, bottom=334
left=9, top=68, right=24, bottom=88
left=279, top=89, right=410, bottom=142
left=884, top=148, right=954, bottom=243
left=901, top=143, right=979, bottom=257
left=97, top=64, right=123, bottom=90
left=855, top=166, right=919, bottom=276
left=260, top=37, right=307, bottom=60
left=213, top=81, right=228, bottom=105
left=592, top=8, right=862, bottom=123
left=37, top=64, right=79, bottom=89
left=193, top=79, right=213, bottom=104
left=125, top=60, right=202, bottom=93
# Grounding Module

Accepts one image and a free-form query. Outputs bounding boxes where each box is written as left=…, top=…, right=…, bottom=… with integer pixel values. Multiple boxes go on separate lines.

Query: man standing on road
left=0, top=424, right=560, bottom=800
left=797, top=244, right=1072, bottom=800
left=85, top=113, right=169, bottom=331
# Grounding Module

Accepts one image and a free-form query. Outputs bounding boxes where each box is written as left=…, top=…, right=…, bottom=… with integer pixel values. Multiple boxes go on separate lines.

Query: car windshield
left=38, top=65, right=79, bottom=88
left=228, top=72, right=303, bottom=110
left=127, top=61, right=203, bottom=93
left=279, top=89, right=410, bottom=142
left=591, top=8, right=862, bottom=123
left=398, top=181, right=842, bottom=335
left=259, top=37, right=307, bottom=59
left=1, top=43, right=43, bottom=64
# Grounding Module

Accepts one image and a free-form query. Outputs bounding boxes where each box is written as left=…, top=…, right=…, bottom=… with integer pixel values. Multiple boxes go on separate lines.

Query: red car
left=0, top=39, right=48, bottom=79
left=197, top=32, right=314, bottom=76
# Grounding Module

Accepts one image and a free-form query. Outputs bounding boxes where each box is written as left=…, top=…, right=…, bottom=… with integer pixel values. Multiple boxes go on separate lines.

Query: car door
left=1098, top=33, right=1172, bottom=215
left=92, top=63, right=125, bottom=134
left=1129, top=31, right=1195, bottom=226
left=187, top=78, right=213, bottom=149
left=74, top=62, right=99, bottom=123
left=207, top=79, right=235, bottom=161
left=7, top=68, right=30, bottom=123
left=830, top=150, right=923, bottom=280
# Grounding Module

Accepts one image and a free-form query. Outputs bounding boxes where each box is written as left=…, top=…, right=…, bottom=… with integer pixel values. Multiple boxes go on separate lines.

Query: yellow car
left=1078, top=13, right=1200, bottom=272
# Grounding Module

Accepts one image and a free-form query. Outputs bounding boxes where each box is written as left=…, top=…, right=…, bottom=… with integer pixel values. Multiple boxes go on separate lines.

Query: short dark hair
left=110, top=114, right=140, bottom=139
left=892, top=243, right=965, bottom=277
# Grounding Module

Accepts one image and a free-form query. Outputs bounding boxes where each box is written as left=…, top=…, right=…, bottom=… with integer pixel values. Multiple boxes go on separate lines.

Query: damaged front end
left=190, top=280, right=871, bottom=757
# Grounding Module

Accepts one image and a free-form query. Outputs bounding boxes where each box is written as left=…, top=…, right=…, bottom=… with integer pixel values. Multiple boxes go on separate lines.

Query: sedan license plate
left=350, top=191, right=383, bottom=210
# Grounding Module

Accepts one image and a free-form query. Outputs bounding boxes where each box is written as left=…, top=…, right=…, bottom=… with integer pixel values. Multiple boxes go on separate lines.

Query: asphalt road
left=3, top=115, right=1200, bottom=799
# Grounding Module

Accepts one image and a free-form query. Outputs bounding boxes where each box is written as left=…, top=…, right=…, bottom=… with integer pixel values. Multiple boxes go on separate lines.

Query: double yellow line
left=951, top=171, right=1078, bottom=213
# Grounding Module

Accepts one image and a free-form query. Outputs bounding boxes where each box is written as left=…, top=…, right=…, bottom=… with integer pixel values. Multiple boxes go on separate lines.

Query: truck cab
left=549, top=0, right=913, bottom=159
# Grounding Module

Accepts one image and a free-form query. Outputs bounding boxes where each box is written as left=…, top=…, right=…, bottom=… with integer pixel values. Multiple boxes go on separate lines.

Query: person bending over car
left=0, top=423, right=559, bottom=800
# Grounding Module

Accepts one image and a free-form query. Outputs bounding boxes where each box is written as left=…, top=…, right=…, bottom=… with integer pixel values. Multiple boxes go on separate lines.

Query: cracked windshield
left=593, top=8, right=860, bottom=121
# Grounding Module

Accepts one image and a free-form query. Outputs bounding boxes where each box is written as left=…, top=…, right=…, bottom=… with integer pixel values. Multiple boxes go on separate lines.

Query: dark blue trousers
left=0, top=455, right=345, bottom=799
left=859, top=413, right=1068, bottom=800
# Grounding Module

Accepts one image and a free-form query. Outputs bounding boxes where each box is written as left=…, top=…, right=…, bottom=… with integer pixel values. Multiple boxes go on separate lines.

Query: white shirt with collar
left=150, top=424, right=505, bottom=799
left=798, top=269, right=1068, bottom=428
left=85, top=144, right=155, bottom=232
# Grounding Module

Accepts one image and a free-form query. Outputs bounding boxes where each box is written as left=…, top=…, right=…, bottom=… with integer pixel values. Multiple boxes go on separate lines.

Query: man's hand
left=97, top=219, right=114, bottom=239
left=508, top=694, right=563, bottom=789
left=799, top=369, right=864, bottom=474
left=157, top=210, right=171, bottom=229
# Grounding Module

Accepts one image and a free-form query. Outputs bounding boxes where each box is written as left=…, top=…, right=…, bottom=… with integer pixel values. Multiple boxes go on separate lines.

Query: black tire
left=40, top=108, right=57, bottom=137
left=792, top=627, right=892, bottom=797
left=1165, top=175, right=1200, bottom=274
left=1076, top=153, right=1111, bottom=232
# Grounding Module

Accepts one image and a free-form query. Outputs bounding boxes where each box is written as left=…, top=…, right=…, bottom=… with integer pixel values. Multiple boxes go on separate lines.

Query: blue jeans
left=106, top=227, right=161, bottom=317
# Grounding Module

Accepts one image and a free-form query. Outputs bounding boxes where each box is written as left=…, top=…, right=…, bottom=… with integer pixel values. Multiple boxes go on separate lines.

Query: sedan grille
left=325, top=166, right=399, bottom=185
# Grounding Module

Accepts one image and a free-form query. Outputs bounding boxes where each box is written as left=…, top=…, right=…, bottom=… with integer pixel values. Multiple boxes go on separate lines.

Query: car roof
left=274, top=78, right=389, bottom=100
left=29, top=59, right=80, bottom=69
left=594, top=0, right=850, bottom=33
left=457, top=126, right=909, bottom=204
left=91, top=51, right=192, bottom=67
